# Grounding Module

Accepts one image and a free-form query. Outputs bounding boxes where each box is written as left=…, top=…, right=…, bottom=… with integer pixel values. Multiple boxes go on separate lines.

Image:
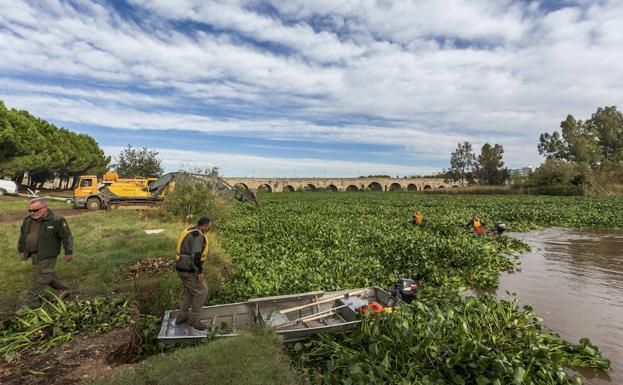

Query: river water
left=496, top=228, right=623, bottom=384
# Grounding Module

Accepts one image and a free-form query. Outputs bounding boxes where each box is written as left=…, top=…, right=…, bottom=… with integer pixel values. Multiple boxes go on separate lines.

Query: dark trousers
left=23, top=253, right=68, bottom=308
left=177, top=271, right=208, bottom=324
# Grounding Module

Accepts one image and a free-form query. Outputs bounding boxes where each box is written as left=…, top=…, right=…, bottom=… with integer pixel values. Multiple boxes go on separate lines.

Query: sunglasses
left=28, top=207, right=45, bottom=213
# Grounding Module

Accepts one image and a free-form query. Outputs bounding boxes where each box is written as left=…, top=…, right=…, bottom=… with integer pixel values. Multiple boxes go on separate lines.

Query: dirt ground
left=0, top=328, right=138, bottom=385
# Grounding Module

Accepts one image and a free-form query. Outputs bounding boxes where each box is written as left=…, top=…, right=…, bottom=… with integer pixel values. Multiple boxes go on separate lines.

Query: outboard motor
left=388, top=278, right=418, bottom=306
left=492, top=222, right=506, bottom=235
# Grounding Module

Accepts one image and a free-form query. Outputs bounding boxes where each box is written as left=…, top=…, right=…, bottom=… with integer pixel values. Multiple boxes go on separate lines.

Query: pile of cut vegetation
left=124, top=257, right=172, bottom=280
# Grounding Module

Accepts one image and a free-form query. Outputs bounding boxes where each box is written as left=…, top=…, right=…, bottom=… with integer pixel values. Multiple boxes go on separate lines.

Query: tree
left=113, top=145, right=163, bottom=178
left=0, top=101, right=109, bottom=186
left=538, top=131, right=566, bottom=160
left=538, top=107, right=623, bottom=168
left=475, top=143, right=510, bottom=185
left=448, top=142, right=477, bottom=186
left=586, top=106, right=623, bottom=162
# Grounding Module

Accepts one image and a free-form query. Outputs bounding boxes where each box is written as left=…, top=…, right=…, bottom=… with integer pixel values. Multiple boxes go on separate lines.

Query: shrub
left=533, top=184, right=583, bottom=196
left=162, top=181, right=231, bottom=224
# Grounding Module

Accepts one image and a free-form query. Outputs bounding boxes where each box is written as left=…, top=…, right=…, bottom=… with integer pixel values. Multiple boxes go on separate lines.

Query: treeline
left=527, top=105, right=623, bottom=195
left=442, top=106, right=623, bottom=195
left=0, top=101, right=110, bottom=188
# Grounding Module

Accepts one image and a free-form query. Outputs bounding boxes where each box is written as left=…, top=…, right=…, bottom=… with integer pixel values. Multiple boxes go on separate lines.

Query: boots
left=189, top=312, right=207, bottom=331
left=190, top=320, right=207, bottom=331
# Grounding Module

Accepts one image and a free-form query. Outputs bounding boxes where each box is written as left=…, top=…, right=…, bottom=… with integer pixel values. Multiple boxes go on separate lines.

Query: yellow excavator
left=73, top=172, right=256, bottom=210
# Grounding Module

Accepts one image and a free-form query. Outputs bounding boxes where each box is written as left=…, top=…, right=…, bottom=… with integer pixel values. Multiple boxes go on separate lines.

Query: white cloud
left=1, top=0, right=622, bottom=174
left=103, top=146, right=438, bottom=177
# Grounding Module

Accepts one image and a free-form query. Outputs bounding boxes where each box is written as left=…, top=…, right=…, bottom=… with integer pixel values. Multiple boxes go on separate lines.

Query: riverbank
left=0, top=196, right=302, bottom=384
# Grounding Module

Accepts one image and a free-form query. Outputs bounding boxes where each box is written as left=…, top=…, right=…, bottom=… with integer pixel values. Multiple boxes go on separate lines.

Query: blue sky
left=1, top=0, right=622, bottom=177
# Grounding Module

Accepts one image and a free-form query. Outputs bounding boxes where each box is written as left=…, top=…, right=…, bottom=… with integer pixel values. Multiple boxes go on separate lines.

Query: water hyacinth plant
left=292, top=290, right=611, bottom=385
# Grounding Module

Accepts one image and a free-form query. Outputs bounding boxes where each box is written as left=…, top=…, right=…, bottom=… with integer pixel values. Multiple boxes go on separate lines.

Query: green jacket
left=18, top=209, right=73, bottom=259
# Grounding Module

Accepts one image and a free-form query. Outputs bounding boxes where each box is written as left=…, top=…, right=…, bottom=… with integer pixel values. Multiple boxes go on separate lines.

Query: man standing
left=17, top=198, right=73, bottom=311
left=174, top=217, right=213, bottom=332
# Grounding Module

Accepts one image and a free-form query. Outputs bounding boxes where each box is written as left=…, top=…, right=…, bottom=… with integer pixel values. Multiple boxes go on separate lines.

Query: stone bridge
left=220, top=177, right=457, bottom=193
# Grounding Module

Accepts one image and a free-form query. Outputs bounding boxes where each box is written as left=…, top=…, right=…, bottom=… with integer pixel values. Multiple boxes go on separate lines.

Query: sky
left=1, top=0, right=622, bottom=177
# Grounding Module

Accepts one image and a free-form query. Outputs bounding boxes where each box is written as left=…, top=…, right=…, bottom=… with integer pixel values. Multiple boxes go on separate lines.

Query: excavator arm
left=148, top=172, right=258, bottom=207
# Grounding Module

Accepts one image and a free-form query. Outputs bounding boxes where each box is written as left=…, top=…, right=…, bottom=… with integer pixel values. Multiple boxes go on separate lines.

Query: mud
left=0, top=328, right=138, bottom=385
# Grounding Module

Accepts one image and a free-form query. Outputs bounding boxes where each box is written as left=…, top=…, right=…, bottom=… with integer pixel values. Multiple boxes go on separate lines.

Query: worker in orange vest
left=412, top=211, right=425, bottom=226
left=466, top=215, right=486, bottom=233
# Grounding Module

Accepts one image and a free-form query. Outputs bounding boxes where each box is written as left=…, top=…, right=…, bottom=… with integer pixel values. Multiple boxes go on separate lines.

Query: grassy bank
left=0, top=198, right=229, bottom=315
left=90, top=331, right=305, bottom=385
left=1, top=196, right=296, bottom=384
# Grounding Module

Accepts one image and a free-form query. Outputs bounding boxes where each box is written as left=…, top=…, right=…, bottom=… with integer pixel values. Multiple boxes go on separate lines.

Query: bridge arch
left=389, top=182, right=402, bottom=191
left=258, top=183, right=272, bottom=193
left=304, top=184, right=317, bottom=192
left=438, top=185, right=445, bottom=189
left=325, top=184, right=338, bottom=192
left=407, top=183, right=418, bottom=192
left=368, top=182, right=382, bottom=192
left=233, top=183, right=250, bottom=192
left=452, top=185, right=459, bottom=188
left=346, top=185, right=359, bottom=192
left=423, top=185, right=432, bottom=190
left=282, top=185, right=294, bottom=192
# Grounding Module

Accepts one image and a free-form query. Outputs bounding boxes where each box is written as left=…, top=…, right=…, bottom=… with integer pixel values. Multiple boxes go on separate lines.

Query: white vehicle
left=0, top=179, right=19, bottom=196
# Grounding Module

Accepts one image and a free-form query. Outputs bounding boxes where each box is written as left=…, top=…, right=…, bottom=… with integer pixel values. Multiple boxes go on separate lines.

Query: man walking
left=17, top=198, right=73, bottom=311
left=174, top=217, right=213, bottom=332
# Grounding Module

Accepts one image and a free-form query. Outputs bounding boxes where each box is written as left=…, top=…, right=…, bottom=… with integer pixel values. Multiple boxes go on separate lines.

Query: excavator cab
left=74, top=176, right=99, bottom=199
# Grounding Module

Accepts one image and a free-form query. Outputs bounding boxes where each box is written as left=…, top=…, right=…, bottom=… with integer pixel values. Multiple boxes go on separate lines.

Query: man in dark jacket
left=174, top=217, right=213, bottom=332
left=17, top=198, right=73, bottom=311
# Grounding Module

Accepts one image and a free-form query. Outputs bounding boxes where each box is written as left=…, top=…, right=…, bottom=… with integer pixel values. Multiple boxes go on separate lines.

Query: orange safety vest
left=414, top=213, right=424, bottom=224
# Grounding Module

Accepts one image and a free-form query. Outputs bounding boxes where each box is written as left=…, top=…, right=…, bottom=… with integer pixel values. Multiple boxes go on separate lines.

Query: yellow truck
left=73, top=172, right=256, bottom=210
left=73, top=172, right=172, bottom=210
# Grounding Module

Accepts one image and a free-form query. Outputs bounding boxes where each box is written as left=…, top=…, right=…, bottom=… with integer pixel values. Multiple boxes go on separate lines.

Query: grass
left=0, top=199, right=229, bottom=315
left=89, top=331, right=306, bottom=385
left=0, top=195, right=68, bottom=214
left=0, top=197, right=294, bottom=385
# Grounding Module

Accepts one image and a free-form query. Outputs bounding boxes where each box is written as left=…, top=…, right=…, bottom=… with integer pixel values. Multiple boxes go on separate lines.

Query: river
left=496, top=228, right=623, bottom=384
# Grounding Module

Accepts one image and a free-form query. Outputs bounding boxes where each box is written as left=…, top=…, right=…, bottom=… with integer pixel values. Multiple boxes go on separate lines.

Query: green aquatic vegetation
left=216, top=193, right=623, bottom=303
left=292, top=290, right=611, bottom=385
left=214, top=193, right=617, bottom=383
left=0, top=295, right=136, bottom=361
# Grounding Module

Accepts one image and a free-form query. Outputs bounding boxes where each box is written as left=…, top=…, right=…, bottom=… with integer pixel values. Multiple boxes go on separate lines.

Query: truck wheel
left=0, top=189, right=5, bottom=196
left=86, top=197, right=101, bottom=211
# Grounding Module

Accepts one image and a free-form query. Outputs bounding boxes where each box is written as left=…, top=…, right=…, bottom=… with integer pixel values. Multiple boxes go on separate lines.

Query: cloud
left=102, top=145, right=439, bottom=177
left=1, top=0, right=622, bottom=174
